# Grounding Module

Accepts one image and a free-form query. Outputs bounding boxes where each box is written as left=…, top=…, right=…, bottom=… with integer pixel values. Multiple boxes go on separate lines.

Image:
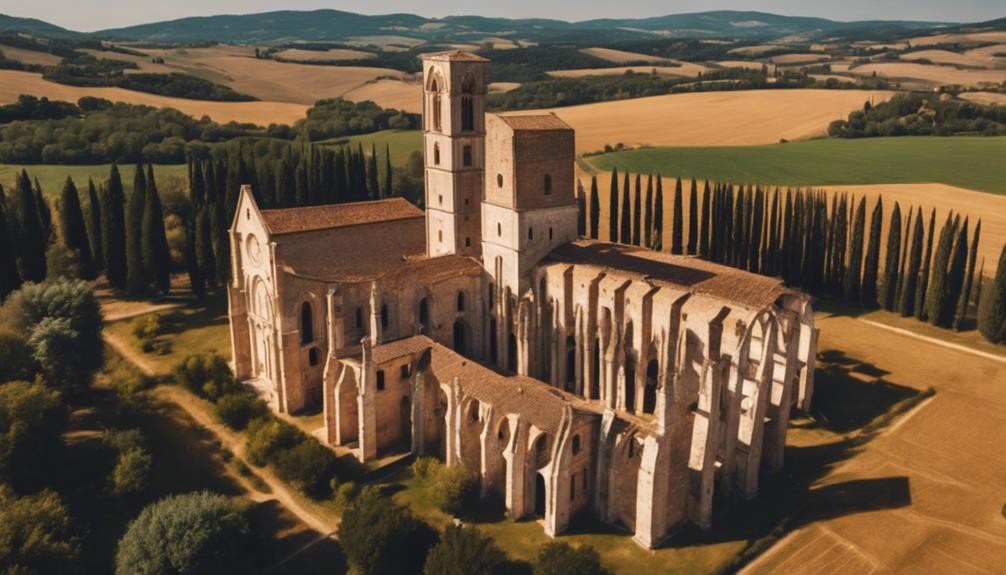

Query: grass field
left=321, top=129, right=422, bottom=167
left=0, top=163, right=188, bottom=197
left=582, top=137, right=1006, bottom=195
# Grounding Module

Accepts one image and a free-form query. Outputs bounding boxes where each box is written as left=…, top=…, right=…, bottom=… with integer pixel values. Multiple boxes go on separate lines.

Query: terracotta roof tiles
left=260, top=198, right=423, bottom=236
left=496, top=113, right=573, bottom=131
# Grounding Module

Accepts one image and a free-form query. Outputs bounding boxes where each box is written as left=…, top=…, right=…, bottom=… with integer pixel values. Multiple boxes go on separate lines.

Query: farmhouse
left=227, top=51, right=818, bottom=547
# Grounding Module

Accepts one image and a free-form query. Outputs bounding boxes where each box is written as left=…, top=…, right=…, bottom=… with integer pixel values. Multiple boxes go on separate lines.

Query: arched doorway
left=453, top=320, right=467, bottom=355
left=643, top=359, right=658, bottom=414
left=534, top=473, right=546, bottom=517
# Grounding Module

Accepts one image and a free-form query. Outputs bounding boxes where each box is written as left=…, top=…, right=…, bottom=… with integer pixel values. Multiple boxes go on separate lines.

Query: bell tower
left=422, top=51, right=488, bottom=258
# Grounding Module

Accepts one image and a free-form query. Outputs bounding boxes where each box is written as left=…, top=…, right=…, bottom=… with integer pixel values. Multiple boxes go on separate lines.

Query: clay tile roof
left=371, top=335, right=434, bottom=364
left=496, top=113, right=573, bottom=131
left=423, top=50, right=489, bottom=62
left=259, top=198, right=423, bottom=236
left=381, top=254, right=483, bottom=284
left=545, top=240, right=789, bottom=309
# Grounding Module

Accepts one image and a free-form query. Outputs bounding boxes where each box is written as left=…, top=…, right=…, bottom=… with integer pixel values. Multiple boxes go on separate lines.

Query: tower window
left=497, top=174, right=503, bottom=188
left=544, top=174, right=552, bottom=195
left=457, top=291, right=465, bottom=312
left=300, top=301, right=314, bottom=345
left=461, top=75, right=475, bottom=131
left=463, top=145, right=472, bottom=167
left=528, top=227, right=534, bottom=240
left=432, top=79, right=442, bottom=132
left=308, top=348, right=319, bottom=366
left=465, top=237, right=471, bottom=247
left=433, top=143, right=440, bottom=165
left=438, top=230, right=443, bottom=242
left=497, top=222, right=502, bottom=237
left=439, top=194, right=443, bottom=205
left=401, top=364, right=410, bottom=380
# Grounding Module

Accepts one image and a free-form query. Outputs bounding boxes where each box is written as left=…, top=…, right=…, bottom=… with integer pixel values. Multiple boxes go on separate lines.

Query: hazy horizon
left=5, top=0, right=1004, bottom=33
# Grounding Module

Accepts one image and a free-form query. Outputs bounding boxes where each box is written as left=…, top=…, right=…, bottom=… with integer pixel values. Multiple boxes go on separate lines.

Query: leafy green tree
left=914, top=209, right=936, bottom=321
left=924, top=214, right=957, bottom=326
left=0, top=199, right=22, bottom=300
left=85, top=178, right=104, bottom=272
left=12, top=170, right=46, bottom=282
left=0, top=485, right=80, bottom=574
left=58, top=176, right=96, bottom=280
left=109, top=447, right=152, bottom=497
left=126, top=164, right=148, bottom=294
left=671, top=177, right=683, bottom=254
left=978, top=242, right=1006, bottom=343
left=423, top=524, right=505, bottom=575
left=589, top=175, right=599, bottom=239
left=0, top=329, right=35, bottom=382
left=607, top=169, right=618, bottom=242
left=0, top=381, right=66, bottom=490
left=141, top=165, right=171, bottom=294
left=102, top=165, right=128, bottom=288
left=954, top=220, right=981, bottom=331
left=534, top=542, right=611, bottom=575
left=861, top=198, right=883, bottom=307
left=115, top=491, right=250, bottom=575
left=899, top=207, right=923, bottom=316
left=339, top=486, right=437, bottom=575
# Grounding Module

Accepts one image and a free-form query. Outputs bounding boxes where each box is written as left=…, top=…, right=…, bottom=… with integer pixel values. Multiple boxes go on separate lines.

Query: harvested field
left=0, top=43, right=62, bottom=66
left=900, top=49, right=990, bottom=68
left=728, top=44, right=784, bottom=56
left=810, top=74, right=855, bottom=84
left=965, top=44, right=1006, bottom=62
left=342, top=79, right=421, bottom=113
left=580, top=47, right=665, bottom=63
left=523, top=89, right=894, bottom=153
left=488, top=81, right=521, bottom=93
left=345, top=35, right=425, bottom=49
left=768, top=53, right=829, bottom=65
left=909, top=31, right=1006, bottom=47
left=960, top=91, right=1006, bottom=106
left=742, top=312, right=1006, bottom=574
left=0, top=69, right=309, bottom=125
left=849, top=62, right=1006, bottom=86
left=273, top=47, right=376, bottom=61
left=716, top=60, right=776, bottom=73
left=548, top=63, right=709, bottom=78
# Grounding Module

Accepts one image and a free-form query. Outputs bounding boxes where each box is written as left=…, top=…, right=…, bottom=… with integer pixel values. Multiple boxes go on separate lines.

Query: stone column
left=357, top=337, right=378, bottom=462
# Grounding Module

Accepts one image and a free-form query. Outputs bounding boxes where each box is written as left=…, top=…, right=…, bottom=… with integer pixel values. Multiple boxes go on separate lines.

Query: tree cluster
left=828, top=93, right=1006, bottom=138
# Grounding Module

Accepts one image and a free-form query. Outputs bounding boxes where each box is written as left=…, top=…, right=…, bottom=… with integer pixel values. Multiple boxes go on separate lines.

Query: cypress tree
left=368, top=143, right=380, bottom=200
left=126, top=164, right=148, bottom=294
left=954, top=220, right=981, bottom=331
left=190, top=161, right=206, bottom=207
left=978, top=245, right=1005, bottom=343
left=185, top=223, right=205, bottom=299
left=589, top=175, right=600, bottom=239
left=275, top=159, right=293, bottom=208
left=643, top=175, right=653, bottom=248
left=142, top=165, right=171, bottom=294
left=749, top=187, right=764, bottom=273
left=915, top=210, right=936, bottom=321
left=295, top=159, right=309, bottom=206
left=86, top=178, right=104, bottom=272
left=58, top=176, right=96, bottom=279
left=384, top=143, right=393, bottom=199
left=33, top=178, right=52, bottom=242
left=195, top=206, right=216, bottom=286
left=0, top=199, right=21, bottom=300
left=881, top=202, right=904, bottom=311
left=699, top=181, right=711, bottom=258
left=632, top=174, right=642, bottom=246
left=764, top=189, right=778, bottom=275
left=576, top=180, right=586, bottom=237
left=103, top=165, right=127, bottom=288
left=732, top=185, right=745, bottom=268
left=653, top=176, right=664, bottom=251
left=924, top=214, right=957, bottom=326
left=843, top=197, right=866, bottom=301
left=620, top=172, right=631, bottom=245
left=608, top=169, right=619, bottom=242
left=940, top=218, right=969, bottom=328
left=13, top=170, right=46, bottom=282
left=671, top=177, right=683, bottom=255
left=862, top=197, right=883, bottom=307
left=687, top=179, right=698, bottom=255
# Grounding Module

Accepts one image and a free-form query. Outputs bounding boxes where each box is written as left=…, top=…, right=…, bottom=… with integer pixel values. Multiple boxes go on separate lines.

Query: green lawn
left=582, top=137, right=1006, bottom=195
left=0, top=163, right=188, bottom=196
left=319, top=129, right=421, bottom=167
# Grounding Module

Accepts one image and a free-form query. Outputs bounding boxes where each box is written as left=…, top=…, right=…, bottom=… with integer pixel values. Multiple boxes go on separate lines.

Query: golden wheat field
left=727, top=44, right=784, bottom=56
left=0, top=69, right=310, bottom=125
left=343, top=79, right=422, bottom=113
left=0, top=43, right=62, bottom=66
left=769, top=53, right=830, bottom=65
left=521, top=89, right=895, bottom=153
left=960, top=91, right=1006, bottom=106
left=547, top=62, right=710, bottom=78
left=900, top=49, right=992, bottom=68
left=273, top=48, right=376, bottom=61
left=849, top=62, right=1006, bottom=86
left=909, top=30, right=1006, bottom=47
left=580, top=47, right=666, bottom=63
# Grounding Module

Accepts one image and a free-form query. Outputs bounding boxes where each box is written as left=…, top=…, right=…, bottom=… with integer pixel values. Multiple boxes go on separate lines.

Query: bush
left=333, top=480, right=358, bottom=509
left=0, top=485, right=80, bottom=574
left=0, top=329, right=36, bottom=383
left=0, top=381, right=66, bottom=490
left=110, top=447, right=152, bottom=497
left=411, top=456, right=439, bottom=481
left=273, top=440, right=338, bottom=497
left=534, top=542, right=611, bottom=575
left=430, top=465, right=476, bottom=516
left=338, top=486, right=438, bottom=575
left=115, top=491, right=250, bottom=575
left=423, top=524, right=505, bottom=575
left=214, top=392, right=268, bottom=430
left=244, top=416, right=303, bottom=467
left=131, top=314, right=161, bottom=352
left=171, top=352, right=239, bottom=401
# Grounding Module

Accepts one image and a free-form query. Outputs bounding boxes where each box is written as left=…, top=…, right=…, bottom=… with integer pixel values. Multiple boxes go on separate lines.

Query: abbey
left=227, top=51, right=817, bottom=547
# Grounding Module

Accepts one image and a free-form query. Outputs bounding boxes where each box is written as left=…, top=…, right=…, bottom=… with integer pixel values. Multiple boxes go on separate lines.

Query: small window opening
left=544, top=174, right=552, bottom=195
left=376, top=370, right=385, bottom=391
left=400, top=364, right=410, bottom=380
left=380, top=305, right=389, bottom=329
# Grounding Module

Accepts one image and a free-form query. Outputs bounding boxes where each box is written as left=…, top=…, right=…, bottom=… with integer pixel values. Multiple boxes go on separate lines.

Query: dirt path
left=105, top=332, right=159, bottom=377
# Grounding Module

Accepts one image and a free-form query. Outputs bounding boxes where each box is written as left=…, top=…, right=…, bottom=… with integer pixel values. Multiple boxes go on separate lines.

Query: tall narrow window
left=431, top=78, right=442, bottom=132
left=457, top=291, right=465, bottom=312
left=300, top=302, right=314, bottom=344
left=355, top=307, right=363, bottom=329
left=433, top=143, right=440, bottom=165
left=376, top=370, right=385, bottom=391
left=528, top=227, right=534, bottom=240
left=544, top=174, right=552, bottom=195
left=462, top=145, right=472, bottom=167
left=381, top=305, right=389, bottom=329
left=461, top=75, right=475, bottom=131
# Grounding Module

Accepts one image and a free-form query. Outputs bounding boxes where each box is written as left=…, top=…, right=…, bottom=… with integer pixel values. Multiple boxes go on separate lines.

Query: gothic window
left=355, top=307, right=363, bottom=329
left=377, top=370, right=385, bottom=391
left=463, top=144, right=472, bottom=167
left=300, top=302, right=314, bottom=344
left=308, top=348, right=319, bottom=366
left=433, top=143, right=440, bottom=165
left=381, top=305, right=389, bottom=329
left=431, top=77, right=442, bottom=132
left=528, top=227, right=534, bottom=240
left=461, top=74, right=475, bottom=131
left=572, top=434, right=581, bottom=455
left=457, top=291, right=465, bottom=312
left=497, top=174, right=503, bottom=188
left=544, top=174, right=552, bottom=195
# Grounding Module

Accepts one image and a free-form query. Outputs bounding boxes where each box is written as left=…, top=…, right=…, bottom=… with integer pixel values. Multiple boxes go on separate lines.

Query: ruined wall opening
left=643, top=359, right=658, bottom=414
left=400, top=396, right=412, bottom=448
left=489, top=318, right=498, bottom=364
left=453, top=320, right=467, bottom=355
left=418, top=298, right=429, bottom=335
left=300, top=301, right=314, bottom=344
left=591, top=338, right=600, bottom=400
left=534, top=473, right=546, bottom=517
left=507, top=332, right=517, bottom=373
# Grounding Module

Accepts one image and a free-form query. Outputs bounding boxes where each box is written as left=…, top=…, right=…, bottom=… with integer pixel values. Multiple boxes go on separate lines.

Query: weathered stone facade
left=228, top=50, right=817, bottom=548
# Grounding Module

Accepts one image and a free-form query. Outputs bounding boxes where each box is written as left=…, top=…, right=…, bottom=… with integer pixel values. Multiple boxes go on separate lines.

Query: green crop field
left=319, top=129, right=422, bottom=168
left=0, top=163, right=189, bottom=196
left=582, top=136, right=1006, bottom=195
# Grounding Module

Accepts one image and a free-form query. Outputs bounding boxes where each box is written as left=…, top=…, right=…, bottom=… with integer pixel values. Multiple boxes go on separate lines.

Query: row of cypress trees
left=582, top=170, right=1006, bottom=342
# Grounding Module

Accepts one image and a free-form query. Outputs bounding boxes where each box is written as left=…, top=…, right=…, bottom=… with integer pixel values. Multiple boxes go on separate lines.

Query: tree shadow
left=246, top=500, right=348, bottom=575
left=811, top=348, right=916, bottom=434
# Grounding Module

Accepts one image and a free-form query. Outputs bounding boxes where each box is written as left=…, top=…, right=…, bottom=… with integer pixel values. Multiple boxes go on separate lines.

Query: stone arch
left=459, top=397, right=483, bottom=475
left=534, top=473, right=547, bottom=517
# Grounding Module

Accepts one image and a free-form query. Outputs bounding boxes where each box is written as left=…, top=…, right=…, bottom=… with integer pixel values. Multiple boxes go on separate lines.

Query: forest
left=828, top=93, right=1006, bottom=138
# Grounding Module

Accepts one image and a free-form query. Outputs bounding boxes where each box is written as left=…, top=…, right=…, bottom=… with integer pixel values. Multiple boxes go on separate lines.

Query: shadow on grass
left=812, top=348, right=917, bottom=434
left=247, top=500, right=348, bottom=575
left=157, top=294, right=229, bottom=336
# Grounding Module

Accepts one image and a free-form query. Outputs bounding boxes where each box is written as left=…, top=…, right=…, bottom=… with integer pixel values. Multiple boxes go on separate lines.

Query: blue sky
left=8, top=0, right=1004, bottom=32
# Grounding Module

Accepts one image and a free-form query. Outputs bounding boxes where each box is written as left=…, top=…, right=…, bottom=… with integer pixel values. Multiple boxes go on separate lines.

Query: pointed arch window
left=300, top=302, right=314, bottom=344
left=430, top=77, right=442, bottom=132
left=461, top=74, right=476, bottom=131
left=433, top=143, right=441, bottom=165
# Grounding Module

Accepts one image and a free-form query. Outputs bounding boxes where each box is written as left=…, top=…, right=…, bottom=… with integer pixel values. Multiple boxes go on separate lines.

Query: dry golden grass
left=728, top=44, right=784, bottom=56
left=345, top=35, right=425, bottom=49
left=342, top=79, right=421, bottom=113
left=965, top=43, right=1006, bottom=61
left=744, top=312, right=1006, bottom=574
left=521, top=89, right=894, bottom=153
left=0, top=43, right=62, bottom=66
left=548, top=63, right=710, bottom=79
left=0, top=69, right=309, bottom=126
left=769, top=53, right=829, bottom=65
left=909, top=31, right=1006, bottom=47
left=716, top=60, right=776, bottom=73
left=488, top=81, right=521, bottom=93
left=273, top=48, right=375, bottom=61
left=900, top=49, right=990, bottom=68
left=960, top=91, right=1006, bottom=106
left=850, top=62, right=1006, bottom=86
left=580, top=47, right=665, bottom=63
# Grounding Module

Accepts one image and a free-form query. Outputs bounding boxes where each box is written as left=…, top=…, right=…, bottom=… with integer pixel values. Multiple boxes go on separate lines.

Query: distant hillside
left=93, top=9, right=955, bottom=45
left=0, top=13, right=80, bottom=37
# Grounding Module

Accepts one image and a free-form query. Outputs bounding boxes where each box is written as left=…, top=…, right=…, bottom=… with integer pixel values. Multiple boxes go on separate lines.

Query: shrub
left=131, top=313, right=161, bottom=343
left=110, top=447, right=152, bottom=497
left=338, top=486, right=438, bottom=575
left=244, top=416, right=303, bottom=467
left=0, top=329, right=36, bottom=382
left=171, top=352, right=239, bottom=401
left=534, top=542, right=611, bottom=575
left=334, top=480, right=359, bottom=509
left=273, top=440, right=338, bottom=497
left=411, top=456, right=439, bottom=481
left=214, top=393, right=268, bottom=430
left=423, top=524, right=505, bottom=575
left=430, top=464, right=476, bottom=516
left=115, top=491, right=250, bottom=575
left=0, top=485, right=80, bottom=574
